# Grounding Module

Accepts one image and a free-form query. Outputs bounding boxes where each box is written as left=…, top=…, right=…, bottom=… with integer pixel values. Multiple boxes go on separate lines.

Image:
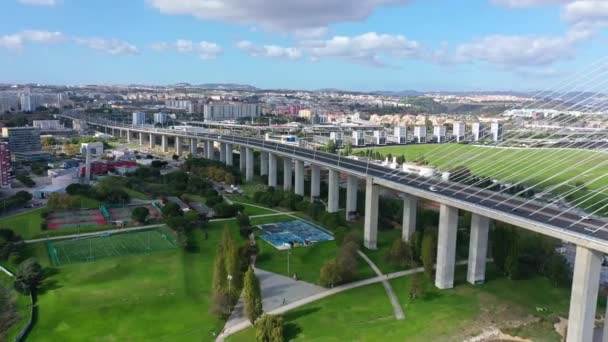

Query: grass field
left=229, top=266, right=568, bottom=342
left=0, top=209, right=45, bottom=239
left=47, top=228, right=177, bottom=266
left=363, top=144, right=608, bottom=214
left=24, top=220, right=244, bottom=341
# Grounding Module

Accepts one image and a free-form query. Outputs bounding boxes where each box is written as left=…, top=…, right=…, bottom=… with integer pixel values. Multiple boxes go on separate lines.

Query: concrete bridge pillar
left=225, top=143, right=233, bottom=166
left=566, top=245, right=602, bottom=342
left=283, top=157, right=293, bottom=191
left=240, top=146, right=246, bottom=173
left=175, top=136, right=182, bottom=155
left=327, top=169, right=340, bottom=213
left=294, top=160, right=305, bottom=196
left=402, top=195, right=417, bottom=242
left=205, top=141, right=213, bottom=159
left=435, top=204, right=458, bottom=289
left=268, top=153, right=277, bottom=187
left=138, top=132, right=144, bottom=146
left=126, top=130, right=131, bottom=143
left=364, top=177, right=379, bottom=249
left=190, top=139, right=198, bottom=156
left=310, top=164, right=320, bottom=200
left=260, top=152, right=268, bottom=176
left=346, top=175, right=358, bottom=220
left=220, top=143, right=227, bottom=163
left=161, top=135, right=168, bottom=153
left=246, top=148, right=254, bottom=182
left=149, top=134, right=156, bottom=149
left=467, top=213, right=490, bottom=285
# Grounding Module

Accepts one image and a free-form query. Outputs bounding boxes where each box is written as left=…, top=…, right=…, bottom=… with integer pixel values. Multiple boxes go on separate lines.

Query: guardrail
left=14, top=292, right=36, bottom=342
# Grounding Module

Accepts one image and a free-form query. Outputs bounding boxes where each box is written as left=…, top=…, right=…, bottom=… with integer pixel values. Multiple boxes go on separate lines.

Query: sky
left=0, top=0, right=607, bottom=91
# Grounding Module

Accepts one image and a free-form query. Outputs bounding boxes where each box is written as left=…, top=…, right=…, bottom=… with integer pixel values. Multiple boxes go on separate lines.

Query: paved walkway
left=357, top=251, right=405, bottom=320
left=223, top=268, right=326, bottom=334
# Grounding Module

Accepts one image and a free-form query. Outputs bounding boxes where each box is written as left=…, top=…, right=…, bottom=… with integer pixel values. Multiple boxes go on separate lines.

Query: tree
left=161, top=202, right=182, bottom=219
left=505, top=242, right=521, bottom=280
left=255, top=315, right=284, bottom=342
left=14, top=258, right=44, bottom=294
left=325, top=140, right=337, bottom=154
left=336, top=241, right=359, bottom=282
left=384, top=239, right=414, bottom=269
left=409, top=272, right=425, bottom=300
left=319, top=259, right=342, bottom=287
left=222, top=226, right=241, bottom=300
left=211, top=251, right=230, bottom=316
left=342, top=142, right=353, bottom=156
left=421, top=232, right=436, bottom=279
left=0, top=229, right=23, bottom=261
left=243, top=266, right=263, bottom=323
left=0, top=285, right=18, bottom=339
left=547, top=253, right=571, bottom=287
left=131, top=206, right=150, bottom=224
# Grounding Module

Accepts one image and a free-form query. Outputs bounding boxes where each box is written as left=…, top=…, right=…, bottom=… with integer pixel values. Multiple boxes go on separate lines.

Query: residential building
left=0, top=142, right=11, bottom=188
left=33, top=120, right=64, bottom=130
left=2, top=127, right=41, bottom=153
left=434, top=125, right=447, bottom=143
left=491, top=121, right=505, bottom=142
left=352, top=131, right=365, bottom=146
left=154, top=112, right=168, bottom=125
left=372, top=130, right=387, bottom=145
left=393, top=126, right=407, bottom=144
left=81, top=142, right=104, bottom=155
left=453, top=122, right=466, bottom=142
left=413, top=126, right=427, bottom=144
left=472, top=122, right=484, bottom=141
left=132, top=111, right=146, bottom=126
left=203, top=102, right=261, bottom=121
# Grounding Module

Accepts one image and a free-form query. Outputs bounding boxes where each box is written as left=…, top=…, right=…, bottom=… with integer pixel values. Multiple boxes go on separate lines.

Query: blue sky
left=0, top=0, right=606, bottom=91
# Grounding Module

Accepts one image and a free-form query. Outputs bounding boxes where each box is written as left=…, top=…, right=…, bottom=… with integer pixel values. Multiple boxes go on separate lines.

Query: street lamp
left=286, top=245, right=292, bottom=278
left=227, top=274, right=233, bottom=294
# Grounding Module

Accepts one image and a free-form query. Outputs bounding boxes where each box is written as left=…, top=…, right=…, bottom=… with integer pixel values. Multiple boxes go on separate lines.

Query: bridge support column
left=346, top=175, right=358, bottom=220
left=240, top=146, right=246, bottom=173
left=205, top=141, right=214, bottom=159
left=566, top=245, right=601, bottom=342
left=149, top=134, right=156, bottom=149
left=175, top=136, right=182, bottom=155
left=126, top=130, right=131, bottom=143
left=467, top=214, right=489, bottom=285
left=436, top=204, right=458, bottom=289
left=161, top=135, right=168, bottom=153
left=225, top=144, right=233, bottom=166
left=283, top=157, right=293, bottom=191
left=402, top=195, right=417, bottom=242
left=138, top=132, right=143, bottom=146
left=294, top=160, right=305, bottom=196
left=220, top=143, right=227, bottom=163
left=190, top=139, right=198, bottom=156
left=246, top=148, right=254, bottom=182
left=260, top=152, right=268, bottom=176
left=268, top=153, right=277, bottom=187
left=310, top=165, right=320, bottom=200
left=328, top=169, right=339, bottom=213
left=364, top=177, right=379, bottom=249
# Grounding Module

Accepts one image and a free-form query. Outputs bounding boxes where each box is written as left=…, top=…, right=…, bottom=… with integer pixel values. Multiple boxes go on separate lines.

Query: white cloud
left=236, top=41, right=302, bottom=60
left=491, top=0, right=572, bottom=8
left=450, top=27, right=593, bottom=66
left=74, top=37, right=140, bottom=56
left=146, top=0, right=409, bottom=30
left=151, top=39, right=222, bottom=60
left=293, top=27, right=330, bottom=39
left=17, top=0, right=59, bottom=6
left=307, top=32, right=422, bottom=67
left=0, top=30, right=64, bottom=50
left=562, top=0, right=608, bottom=26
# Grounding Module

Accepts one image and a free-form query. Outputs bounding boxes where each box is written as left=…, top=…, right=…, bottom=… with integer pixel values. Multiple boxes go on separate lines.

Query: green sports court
left=47, top=228, right=178, bottom=266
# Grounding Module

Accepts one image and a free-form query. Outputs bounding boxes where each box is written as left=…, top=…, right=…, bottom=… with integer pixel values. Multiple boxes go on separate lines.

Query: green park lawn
left=0, top=208, right=45, bottom=240
left=22, top=221, right=243, bottom=342
left=229, top=266, right=568, bottom=342
left=364, top=144, right=608, bottom=213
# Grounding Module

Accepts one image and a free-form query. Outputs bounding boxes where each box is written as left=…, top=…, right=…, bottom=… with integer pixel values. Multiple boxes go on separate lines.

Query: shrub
left=255, top=315, right=284, bottom=342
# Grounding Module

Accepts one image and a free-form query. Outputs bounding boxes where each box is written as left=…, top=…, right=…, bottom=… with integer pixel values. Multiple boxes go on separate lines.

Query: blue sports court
left=258, top=220, right=334, bottom=250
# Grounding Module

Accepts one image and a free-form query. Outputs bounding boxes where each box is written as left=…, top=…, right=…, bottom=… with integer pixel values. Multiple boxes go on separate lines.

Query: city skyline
left=0, top=0, right=607, bottom=91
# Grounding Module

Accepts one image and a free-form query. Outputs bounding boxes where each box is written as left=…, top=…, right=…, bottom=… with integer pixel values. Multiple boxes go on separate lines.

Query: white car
left=429, top=186, right=438, bottom=192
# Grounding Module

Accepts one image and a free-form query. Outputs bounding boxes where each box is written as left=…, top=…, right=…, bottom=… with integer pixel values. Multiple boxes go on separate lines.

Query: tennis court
left=47, top=209, right=106, bottom=230
left=47, top=228, right=178, bottom=266
left=106, top=203, right=163, bottom=223
left=258, top=220, right=334, bottom=250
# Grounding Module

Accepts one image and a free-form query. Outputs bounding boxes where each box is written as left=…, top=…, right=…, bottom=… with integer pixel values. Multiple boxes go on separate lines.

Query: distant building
left=20, top=91, right=32, bottom=112
left=298, top=109, right=313, bottom=119
left=433, top=125, right=447, bottom=143
left=81, top=142, right=104, bottom=155
left=491, top=121, right=505, bottom=142
left=0, top=142, right=11, bottom=188
left=329, top=132, right=344, bottom=147
left=203, top=103, right=261, bottom=121
left=2, top=127, right=41, bottom=153
left=413, top=126, right=427, bottom=144
left=132, top=111, right=146, bottom=126
left=33, top=120, right=64, bottom=130
left=453, top=122, right=466, bottom=142
left=153, top=112, right=168, bottom=125
left=393, top=126, right=407, bottom=144
left=12, top=151, right=51, bottom=162
left=372, top=130, right=387, bottom=145
left=352, top=131, right=365, bottom=147
left=472, top=122, right=484, bottom=142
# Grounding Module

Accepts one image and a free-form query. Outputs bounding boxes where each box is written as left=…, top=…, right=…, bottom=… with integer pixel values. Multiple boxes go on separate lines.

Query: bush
left=384, top=240, right=414, bottom=269
left=319, top=259, right=342, bottom=287
left=255, top=315, right=284, bottom=342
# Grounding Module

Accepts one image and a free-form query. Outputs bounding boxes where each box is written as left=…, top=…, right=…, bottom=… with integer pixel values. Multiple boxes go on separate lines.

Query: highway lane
left=70, top=116, right=608, bottom=242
